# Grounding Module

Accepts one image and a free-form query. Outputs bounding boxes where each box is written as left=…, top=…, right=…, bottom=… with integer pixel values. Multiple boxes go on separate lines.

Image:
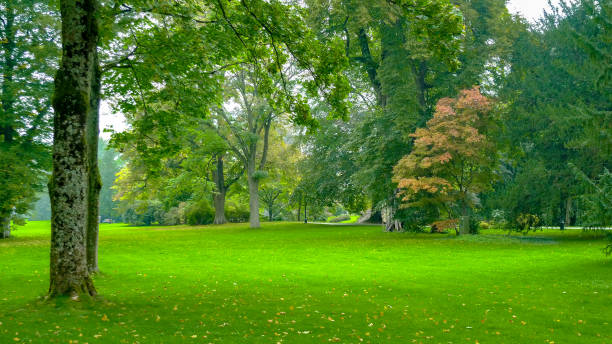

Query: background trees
left=0, top=0, right=58, bottom=238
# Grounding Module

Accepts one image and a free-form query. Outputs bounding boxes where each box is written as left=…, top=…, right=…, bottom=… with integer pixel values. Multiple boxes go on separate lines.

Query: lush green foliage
left=0, top=0, right=58, bottom=224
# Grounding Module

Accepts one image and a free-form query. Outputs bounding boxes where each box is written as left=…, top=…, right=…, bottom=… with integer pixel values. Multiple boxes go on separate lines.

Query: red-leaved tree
left=393, top=87, right=497, bottom=234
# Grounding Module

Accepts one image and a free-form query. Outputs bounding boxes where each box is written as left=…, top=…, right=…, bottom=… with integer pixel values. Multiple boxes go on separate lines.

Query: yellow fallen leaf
left=101, top=314, right=109, bottom=322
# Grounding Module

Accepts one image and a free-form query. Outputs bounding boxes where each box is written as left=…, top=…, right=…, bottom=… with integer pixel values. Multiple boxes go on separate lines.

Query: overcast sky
left=99, top=0, right=562, bottom=139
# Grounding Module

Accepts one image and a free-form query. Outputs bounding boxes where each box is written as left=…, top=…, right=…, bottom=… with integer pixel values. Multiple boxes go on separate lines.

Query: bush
left=479, top=221, right=491, bottom=230
left=121, top=200, right=164, bottom=226
left=506, top=213, right=542, bottom=235
left=186, top=199, right=215, bottom=225
left=468, top=216, right=480, bottom=234
left=225, top=201, right=250, bottom=223
left=161, top=202, right=187, bottom=225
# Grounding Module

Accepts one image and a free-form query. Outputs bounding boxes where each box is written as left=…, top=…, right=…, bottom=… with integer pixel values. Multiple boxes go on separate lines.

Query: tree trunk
left=86, top=53, right=102, bottom=274
left=212, top=155, right=227, bottom=224
left=297, top=198, right=301, bottom=222
left=247, top=173, right=260, bottom=228
left=565, top=197, right=572, bottom=226
left=304, top=201, right=308, bottom=224
left=0, top=217, right=10, bottom=239
left=48, top=0, right=98, bottom=298
left=213, top=190, right=226, bottom=224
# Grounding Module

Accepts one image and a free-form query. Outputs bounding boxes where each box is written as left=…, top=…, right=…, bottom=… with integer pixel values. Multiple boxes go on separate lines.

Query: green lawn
left=0, top=221, right=610, bottom=343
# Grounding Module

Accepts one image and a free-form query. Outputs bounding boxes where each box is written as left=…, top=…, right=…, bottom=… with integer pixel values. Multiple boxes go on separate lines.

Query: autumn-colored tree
left=393, top=87, right=497, bottom=234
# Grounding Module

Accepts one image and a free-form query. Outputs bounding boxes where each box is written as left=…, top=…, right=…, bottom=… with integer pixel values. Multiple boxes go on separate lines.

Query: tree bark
left=565, top=197, right=572, bottom=226
left=304, top=200, right=308, bottom=224
left=86, top=53, right=102, bottom=274
left=297, top=198, right=301, bottom=222
left=247, top=173, right=260, bottom=228
left=48, top=0, right=98, bottom=298
left=213, top=190, right=227, bottom=225
left=212, top=155, right=227, bottom=224
left=0, top=217, right=10, bottom=239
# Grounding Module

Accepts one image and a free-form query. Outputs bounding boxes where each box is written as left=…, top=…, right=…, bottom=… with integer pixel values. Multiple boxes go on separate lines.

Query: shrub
left=225, top=201, right=250, bottom=223
left=186, top=199, right=215, bottom=225
left=479, top=221, right=491, bottom=230
left=161, top=202, right=187, bottom=225
left=508, top=213, right=542, bottom=235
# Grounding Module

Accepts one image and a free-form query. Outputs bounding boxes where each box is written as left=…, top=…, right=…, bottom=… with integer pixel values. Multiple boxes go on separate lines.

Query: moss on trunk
left=49, top=0, right=99, bottom=298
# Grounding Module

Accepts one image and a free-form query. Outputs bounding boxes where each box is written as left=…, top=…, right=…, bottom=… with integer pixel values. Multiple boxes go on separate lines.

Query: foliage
left=185, top=199, right=215, bottom=226
left=393, top=87, right=498, bottom=232
left=0, top=0, right=58, bottom=225
left=512, top=213, right=542, bottom=235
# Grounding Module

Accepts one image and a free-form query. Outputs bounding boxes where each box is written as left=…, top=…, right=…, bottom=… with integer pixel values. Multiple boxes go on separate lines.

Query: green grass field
left=0, top=221, right=610, bottom=343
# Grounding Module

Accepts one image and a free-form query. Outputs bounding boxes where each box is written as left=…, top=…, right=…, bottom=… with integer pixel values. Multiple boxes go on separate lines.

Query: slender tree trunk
left=565, top=197, right=572, bottom=226
left=247, top=172, right=260, bottom=228
left=268, top=203, right=273, bottom=221
left=0, top=217, right=10, bottom=239
left=212, top=155, right=227, bottom=224
left=86, top=53, right=102, bottom=274
left=304, top=200, right=307, bottom=224
left=48, top=0, right=98, bottom=298
left=297, top=198, right=301, bottom=222
left=459, top=202, right=470, bottom=235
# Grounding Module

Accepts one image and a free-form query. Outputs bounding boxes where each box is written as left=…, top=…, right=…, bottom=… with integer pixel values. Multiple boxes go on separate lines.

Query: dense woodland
left=1, top=0, right=611, bottom=296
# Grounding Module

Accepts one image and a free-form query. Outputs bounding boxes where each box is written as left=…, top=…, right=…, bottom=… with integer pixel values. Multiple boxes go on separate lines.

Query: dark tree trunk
left=304, top=201, right=307, bottom=224
left=297, top=198, right=301, bottom=222
left=48, top=0, right=98, bottom=298
left=459, top=201, right=469, bottom=235
left=565, top=197, right=572, bottom=226
left=86, top=53, right=102, bottom=274
left=0, top=217, right=10, bottom=239
left=212, top=155, right=227, bottom=224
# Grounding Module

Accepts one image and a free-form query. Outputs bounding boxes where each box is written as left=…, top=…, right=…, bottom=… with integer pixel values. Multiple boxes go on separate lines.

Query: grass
left=0, top=221, right=610, bottom=343
left=325, top=215, right=360, bottom=223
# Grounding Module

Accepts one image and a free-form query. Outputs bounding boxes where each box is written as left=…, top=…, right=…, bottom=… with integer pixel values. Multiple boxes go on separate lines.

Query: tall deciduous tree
left=393, top=88, right=497, bottom=234
left=0, top=0, right=58, bottom=238
left=49, top=0, right=99, bottom=297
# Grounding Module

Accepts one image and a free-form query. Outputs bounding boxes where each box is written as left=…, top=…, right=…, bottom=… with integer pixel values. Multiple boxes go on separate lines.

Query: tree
left=48, top=0, right=99, bottom=297
left=260, top=186, right=282, bottom=221
left=0, top=0, right=58, bottom=238
left=99, top=139, right=122, bottom=222
left=393, top=87, right=497, bottom=234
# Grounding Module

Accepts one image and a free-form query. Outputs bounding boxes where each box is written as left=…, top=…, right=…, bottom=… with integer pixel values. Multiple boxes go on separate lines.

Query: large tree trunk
left=247, top=172, right=260, bottom=228
left=0, top=217, right=10, bottom=239
left=86, top=53, right=102, bottom=274
left=212, top=155, right=227, bottom=224
left=213, top=191, right=227, bottom=224
left=48, top=0, right=98, bottom=298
